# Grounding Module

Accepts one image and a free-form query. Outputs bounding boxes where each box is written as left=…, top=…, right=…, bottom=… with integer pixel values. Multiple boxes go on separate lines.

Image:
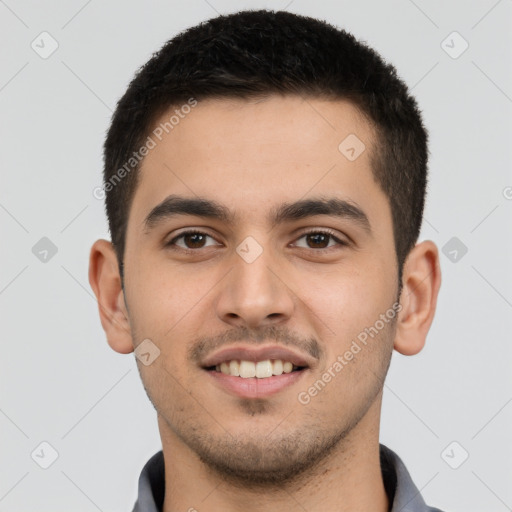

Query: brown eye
left=182, top=233, right=207, bottom=248
left=167, top=231, right=220, bottom=250
left=293, top=230, right=347, bottom=251
left=305, top=232, right=330, bottom=249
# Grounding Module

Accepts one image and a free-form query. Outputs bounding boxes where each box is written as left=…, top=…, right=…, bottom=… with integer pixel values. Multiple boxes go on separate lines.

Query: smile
left=201, top=344, right=313, bottom=398
left=212, top=359, right=303, bottom=379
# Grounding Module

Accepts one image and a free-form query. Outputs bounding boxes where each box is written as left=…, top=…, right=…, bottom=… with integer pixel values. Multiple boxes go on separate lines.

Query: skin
left=89, top=95, right=441, bottom=512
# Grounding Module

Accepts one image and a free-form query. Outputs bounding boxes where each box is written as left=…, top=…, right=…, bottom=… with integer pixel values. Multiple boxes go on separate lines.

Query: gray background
left=1, top=0, right=511, bottom=510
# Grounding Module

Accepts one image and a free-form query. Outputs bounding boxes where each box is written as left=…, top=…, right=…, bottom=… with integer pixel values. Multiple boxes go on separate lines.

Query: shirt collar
left=132, top=443, right=442, bottom=512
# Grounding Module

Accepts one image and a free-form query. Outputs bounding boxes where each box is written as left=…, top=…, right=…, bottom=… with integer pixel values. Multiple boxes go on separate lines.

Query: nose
left=214, top=239, right=295, bottom=329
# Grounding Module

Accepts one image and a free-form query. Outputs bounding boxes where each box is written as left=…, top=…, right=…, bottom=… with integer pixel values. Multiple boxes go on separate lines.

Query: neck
left=159, top=397, right=390, bottom=512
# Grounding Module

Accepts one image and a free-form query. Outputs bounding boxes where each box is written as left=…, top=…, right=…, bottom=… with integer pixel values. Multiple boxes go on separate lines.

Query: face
left=121, top=95, right=399, bottom=484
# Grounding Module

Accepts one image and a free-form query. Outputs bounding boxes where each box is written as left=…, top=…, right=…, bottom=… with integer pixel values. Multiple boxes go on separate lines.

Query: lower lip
left=205, top=369, right=307, bottom=399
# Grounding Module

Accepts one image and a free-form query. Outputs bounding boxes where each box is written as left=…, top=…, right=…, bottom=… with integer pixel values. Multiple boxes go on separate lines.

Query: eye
left=165, top=228, right=348, bottom=252
left=293, top=229, right=348, bottom=250
left=167, top=230, right=221, bottom=250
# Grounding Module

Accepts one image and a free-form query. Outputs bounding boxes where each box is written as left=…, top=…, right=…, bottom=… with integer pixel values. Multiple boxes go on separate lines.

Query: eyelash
left=166, top=228, right=348, bottom=253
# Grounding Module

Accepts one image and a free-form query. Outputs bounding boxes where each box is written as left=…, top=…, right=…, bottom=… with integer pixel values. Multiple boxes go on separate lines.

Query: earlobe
left=394, top=240, right=442, bottom=356
left=88, top=239, right=134, bottom=354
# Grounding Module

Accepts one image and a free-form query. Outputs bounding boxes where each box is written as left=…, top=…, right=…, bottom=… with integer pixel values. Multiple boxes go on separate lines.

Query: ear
left=88, top=239, right=134, bottom=354
left=394, top=240, right=442, bottom=356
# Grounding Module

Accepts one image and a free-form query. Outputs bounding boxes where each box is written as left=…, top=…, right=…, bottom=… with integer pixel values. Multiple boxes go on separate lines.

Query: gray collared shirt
left=132, top=443, right=446, bottom=511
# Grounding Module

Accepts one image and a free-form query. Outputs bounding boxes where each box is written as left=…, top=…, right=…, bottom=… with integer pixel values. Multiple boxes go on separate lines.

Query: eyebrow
left=143, top=194, right=371, bottom=234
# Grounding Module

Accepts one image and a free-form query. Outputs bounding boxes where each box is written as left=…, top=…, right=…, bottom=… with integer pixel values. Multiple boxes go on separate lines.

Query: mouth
left=200, top=345, right=313, bottom=399
left=206, top=359, right=305, bottom=378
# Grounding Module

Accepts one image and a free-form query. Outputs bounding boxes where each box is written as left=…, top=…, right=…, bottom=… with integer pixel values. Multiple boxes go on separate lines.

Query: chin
left=187, top=425, right=347, bottom=488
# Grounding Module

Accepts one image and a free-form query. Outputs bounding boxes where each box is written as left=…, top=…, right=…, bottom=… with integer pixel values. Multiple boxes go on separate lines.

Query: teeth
left=213, top=359, right=300, bottom=378
left=256, top=360, right=273, bottom=378
left=229, top=360, right=240, bottom=377
left=239, top=361, right=256, bottom=378
left=272, top=359, right=283, bottom=375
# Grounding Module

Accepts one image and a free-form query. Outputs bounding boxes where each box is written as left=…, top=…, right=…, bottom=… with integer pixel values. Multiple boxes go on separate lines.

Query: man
left=89, top=9, right=443, bottom=512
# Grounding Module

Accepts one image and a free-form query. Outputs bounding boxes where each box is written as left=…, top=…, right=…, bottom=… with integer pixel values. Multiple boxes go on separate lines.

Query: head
left=103, top=9, right=428, bottom=287
left=90, top=10, right=440, bottom=487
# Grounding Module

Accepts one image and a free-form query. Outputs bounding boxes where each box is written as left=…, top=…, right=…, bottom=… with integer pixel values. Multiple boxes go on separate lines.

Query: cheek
left=126, top=260, right=220, bottom=372
left=129, top=258, right=208, bottom=324
left=299, top=264, right=392, bottom=341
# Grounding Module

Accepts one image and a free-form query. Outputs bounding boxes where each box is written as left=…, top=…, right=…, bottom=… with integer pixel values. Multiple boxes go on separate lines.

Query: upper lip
left=201, top=344, right=315, bottom=369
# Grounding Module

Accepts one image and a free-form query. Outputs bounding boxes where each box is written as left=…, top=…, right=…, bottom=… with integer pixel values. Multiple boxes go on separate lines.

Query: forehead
left=153, top=95, right=373, bottom=159
left=128, top=95, right=389, bottom=232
